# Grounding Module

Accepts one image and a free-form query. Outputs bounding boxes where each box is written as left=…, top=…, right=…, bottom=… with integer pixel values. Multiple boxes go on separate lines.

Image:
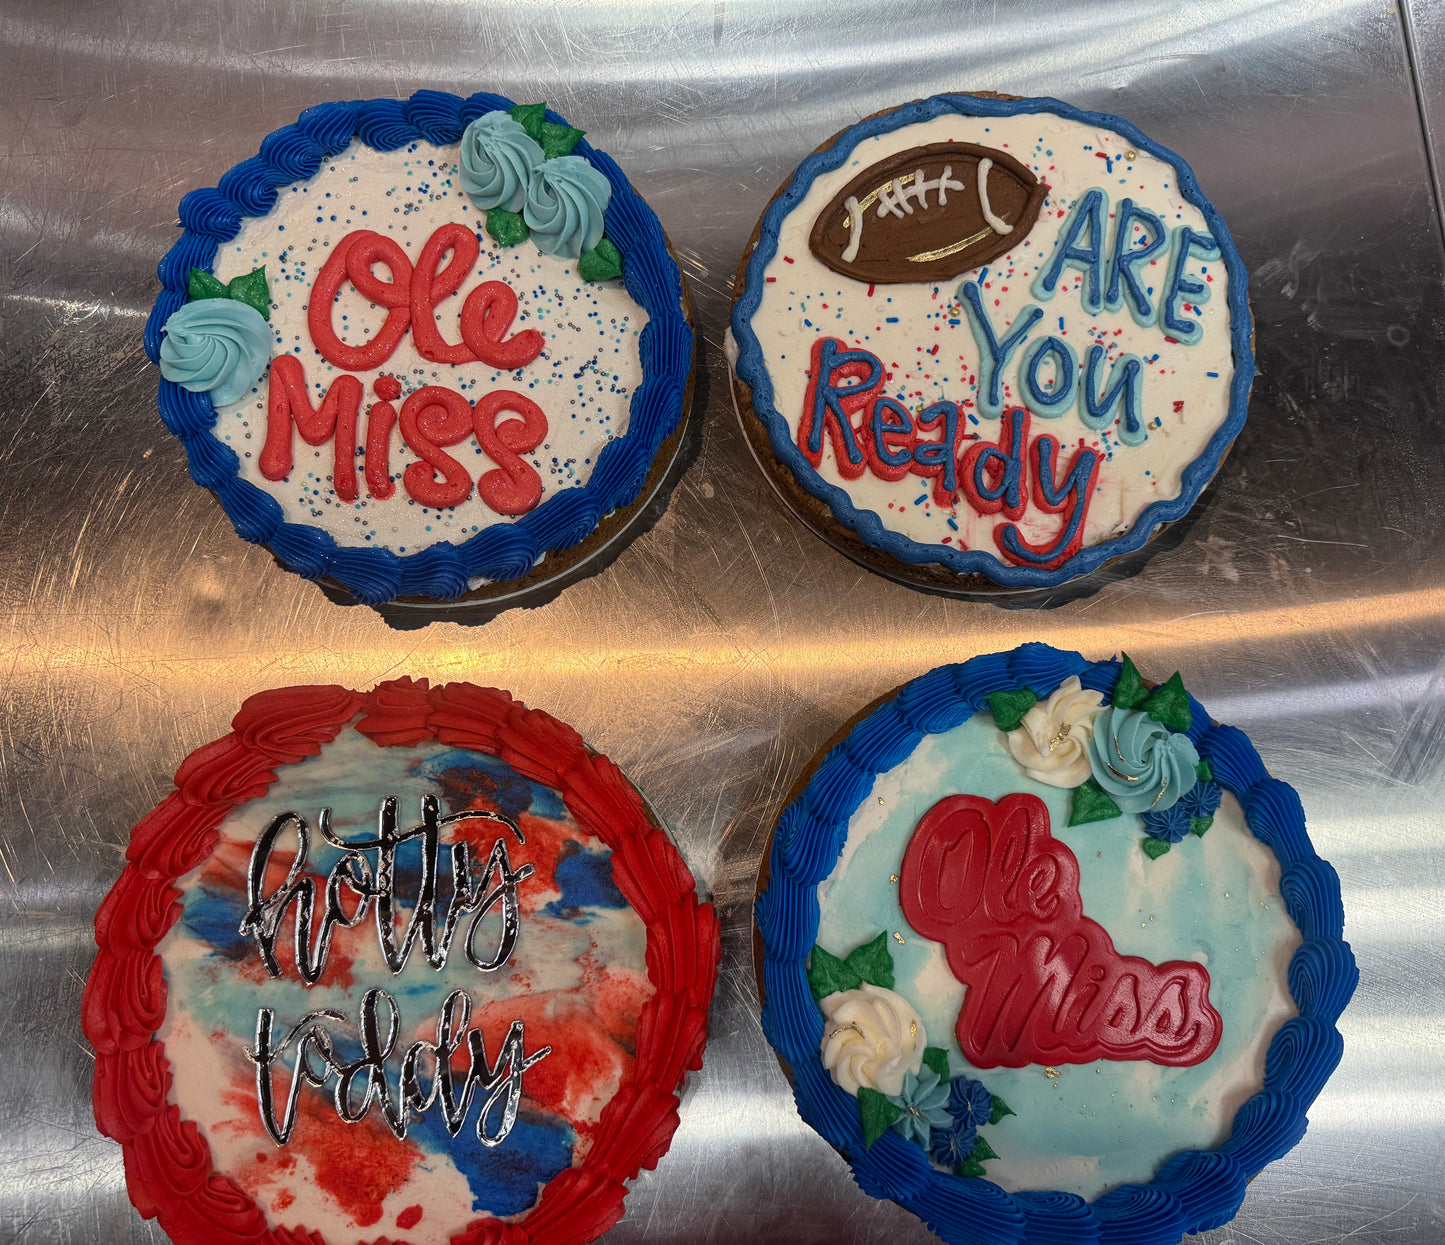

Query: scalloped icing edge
left=754, top=643, right=1355, bottom=1244
left=729, top=95, right=1256, bottom=590
left=146, top=92, right=693, bottom=605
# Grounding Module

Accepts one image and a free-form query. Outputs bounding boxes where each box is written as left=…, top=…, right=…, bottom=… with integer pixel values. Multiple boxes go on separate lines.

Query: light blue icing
left=524, top=155, right=610, bottom=259
left=814, top=711, right=1300, bottom=1200
left=1088, top=705, right=1199, bottom=814
left=458, top=110, right=544, bottom=213
left=158, top=298, right=272, bottom=406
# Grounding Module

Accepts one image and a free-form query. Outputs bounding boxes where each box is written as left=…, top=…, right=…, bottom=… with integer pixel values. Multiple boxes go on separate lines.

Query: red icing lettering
left=364, top=377, right=399, bottom=501
left=308, top=230, right=414, bottom=371
left=472, top=391, right=548, bottom=515
left=265, top=226, right=557, bottom=514
left=410, top=223, right=480, bottom=364
left=899, top=792, right=1221, bottom=1067
left=797, top=336, right=884, bottom=481
left=460, top=280, right=545, bottom=371
left=399, top=386, right=476, bottom=509
left=260, top=355, right=363, bottom=502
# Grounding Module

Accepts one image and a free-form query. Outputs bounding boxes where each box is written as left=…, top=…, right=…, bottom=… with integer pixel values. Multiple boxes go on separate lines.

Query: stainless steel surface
left=1, top=2, right=1441, bottom=1242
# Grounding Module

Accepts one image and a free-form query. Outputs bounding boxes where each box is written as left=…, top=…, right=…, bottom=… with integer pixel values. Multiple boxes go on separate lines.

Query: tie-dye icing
left=156, top=730, right=652, bottom=1245
left=815, top=710, right=1300, bottom=1199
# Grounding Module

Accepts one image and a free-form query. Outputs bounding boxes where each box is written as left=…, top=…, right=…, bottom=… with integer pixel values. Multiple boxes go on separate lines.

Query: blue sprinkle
left=885, top=317, right=900, bottom=323
left=1059, top=316, right=1065, bottom=332
left=947, top=517, right=959, bottom=531
left=967, top=414, right=978, bottom=426
left=914, top=493, right=928, bottom=505
left=1206, top=371, right=1219, bottom=378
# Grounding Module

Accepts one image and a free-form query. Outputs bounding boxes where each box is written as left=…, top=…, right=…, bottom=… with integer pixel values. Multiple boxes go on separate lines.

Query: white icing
left=746, top=111, right=1236, bottom=567
left=819, top=982, right=928, bottom=1096
left=210, top=140, right=648, bottom=558
left=1005, top=675, right=1106, bottom=788
left=976, top=158, right=1010, bottom=235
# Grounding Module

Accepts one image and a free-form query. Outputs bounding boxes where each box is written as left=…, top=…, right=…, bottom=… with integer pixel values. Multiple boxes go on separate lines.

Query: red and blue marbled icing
left=85, top=679, right=719, bottom=1245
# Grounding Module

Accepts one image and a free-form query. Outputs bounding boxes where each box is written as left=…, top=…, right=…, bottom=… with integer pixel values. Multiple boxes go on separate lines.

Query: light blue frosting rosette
left=158, top=299, right=272, bottom=407
left=524, top=155, right=610, bottom=259
left=1088, top=705, right=1199, bottom=813
left=458, top=111, right=543, bottom=213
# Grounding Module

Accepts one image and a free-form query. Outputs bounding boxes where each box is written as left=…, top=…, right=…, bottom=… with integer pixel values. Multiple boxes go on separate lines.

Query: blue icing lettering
left=1161, top=226, right=1219, bottom=344
left=1081, top=345, right=1146, bottom=445
left=410, top=1103, right=574, bottom=1217
left=545, top=841, right=626, bottom=917
left=1031, top=187, right=1107, bottom=313
left=1105, top=197, right=1167, bottom=327
left=958, top=280, right=1041, bottom=420
left=1019, top=335, right=1078, bottom=418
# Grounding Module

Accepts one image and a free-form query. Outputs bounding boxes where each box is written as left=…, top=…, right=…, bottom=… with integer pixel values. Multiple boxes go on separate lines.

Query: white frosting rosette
left=1006, top=676, right=1106, bottom=788
left=818, top=982, right=927, bottom=1096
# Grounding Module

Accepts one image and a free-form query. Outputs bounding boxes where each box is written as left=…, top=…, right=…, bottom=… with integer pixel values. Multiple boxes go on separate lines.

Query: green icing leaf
left=807, top=944, right=857, bottom=1001
left=226, top=266, right=270, bottom=320
left=187, top=267, right=229, bottom=303
left=1190, top=815, right=1213, bottom=838
left=1069, top=779, right=1123, bottom=827
left=486, top=208, right=530, bottom=248
left=577, top=236, right=623, bottom=283
left=540, top=120, right=585, bottom=159
left=858, top=1087, right=900, bottom=1149
left=1143, top=672, right=1193, bottom=733
left=508, top=102, right=547, bottom=141
left=809, top=932, right=895, bottom=1001
left=987, top=1094, right=1015, bottom=1125
left=986, top=688, right=1037, bottom=732
left=922, top=1047, right=951, bottom=1083
left=1142, top=837, right=1171, bottom=860
left=956, top=1134, right=999, bottom=1175
left=844, top=931, right=895, bottom=991
left=1196, top=758, right=1214, bottom=783
left=1112, top=653, right=1147, bottom=710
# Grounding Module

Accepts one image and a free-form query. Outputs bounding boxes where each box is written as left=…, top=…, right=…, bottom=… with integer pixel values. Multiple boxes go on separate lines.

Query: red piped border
left=82, top=678, right=720, bottom=1245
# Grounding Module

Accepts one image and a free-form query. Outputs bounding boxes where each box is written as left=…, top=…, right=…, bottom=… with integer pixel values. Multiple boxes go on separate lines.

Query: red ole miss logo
left=259, top=224, right=550, bottom=515
left=899, top=792, right=1221, bottom=1068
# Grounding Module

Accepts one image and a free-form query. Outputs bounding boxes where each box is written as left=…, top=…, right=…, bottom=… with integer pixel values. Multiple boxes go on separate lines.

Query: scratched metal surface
left=0, top=1, right=1442, bottom=1242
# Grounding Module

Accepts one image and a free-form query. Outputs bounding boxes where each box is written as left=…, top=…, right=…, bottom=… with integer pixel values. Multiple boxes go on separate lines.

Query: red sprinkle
left=783, top=255, right=795, bottom=264
left=397, top=1205, right=424, bottom=1230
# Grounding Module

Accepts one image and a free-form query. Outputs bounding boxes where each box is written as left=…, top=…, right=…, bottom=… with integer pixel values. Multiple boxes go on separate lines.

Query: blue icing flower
left=1180, top=778, right=1223, bottom=819
left=524, top=156, right=610, bottom=259
left=1142, top=802, right=1192, bottom=844
left=928, top=1117, right=977, bottom=1170
left=947, top=1076, right=993, bottom=1130
left=544, top=842, right=626, bottom=917
left=409, top=1102, right=574, bottom=1217
left=887, top=1067, right=952, bottom=1146
left=159, top=298, right=272, bottom=406
left=1087, top=705, right=1199, bottom=814
left=459, top=111, right=544, bottom=213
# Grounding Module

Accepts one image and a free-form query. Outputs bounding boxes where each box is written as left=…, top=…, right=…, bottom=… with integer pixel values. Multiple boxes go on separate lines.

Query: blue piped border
left=729, top=95, right=1256, bottom=590
left=146, top=91, right=692, bottom=606
left=755, top=644, right=1355, bottom=1245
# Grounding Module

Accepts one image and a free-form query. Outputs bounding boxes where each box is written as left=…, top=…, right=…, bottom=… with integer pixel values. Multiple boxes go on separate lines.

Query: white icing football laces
left=838, top=161, right=1010, bottom=265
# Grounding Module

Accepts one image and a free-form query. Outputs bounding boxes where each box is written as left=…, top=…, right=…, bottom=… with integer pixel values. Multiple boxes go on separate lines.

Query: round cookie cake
left=727, top=95, right=1254, bottom=591
left=754, top=645, right=1354, bottom=1243
left=83, top=678, right=719, bottom=1245
left=146, top=92, right=694, bottom=608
